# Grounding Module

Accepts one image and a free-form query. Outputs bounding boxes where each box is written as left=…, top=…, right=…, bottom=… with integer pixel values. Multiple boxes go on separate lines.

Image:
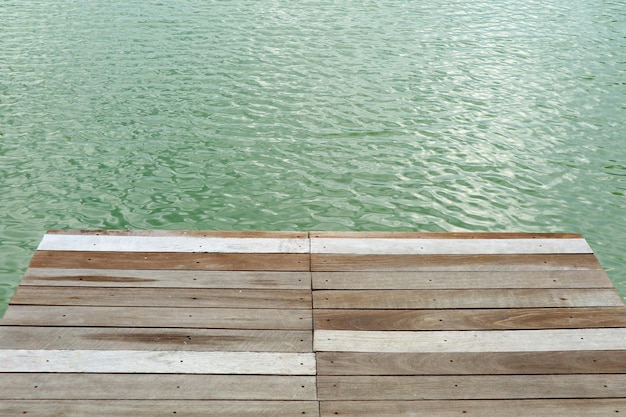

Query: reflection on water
left=1, top=0, right=625, bottom=314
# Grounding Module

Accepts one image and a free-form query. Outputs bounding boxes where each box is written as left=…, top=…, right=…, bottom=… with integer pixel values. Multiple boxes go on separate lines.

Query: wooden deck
left=1, top=230, right=626, bottom=416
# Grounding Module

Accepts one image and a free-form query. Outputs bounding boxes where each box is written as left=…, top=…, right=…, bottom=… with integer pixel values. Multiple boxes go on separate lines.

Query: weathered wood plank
left=317, top=374, right=626, bottom=400
left=0, top=350, right=316, bottom=374
left=30, top=251, right=310, bottom=271
left=314, top=307, right=626, bottom=331
left=47, top=230, right=308, bottom=239
left=313, top=289, right=623, bottom=309
left=316, top=351, right=626, bottom=375
left=0, top=374, right=316, bottom=400
left=315, top=329, right=626, bottom=352
left=311, top=238, right=591, bottom=255
left=38, top=234, right=309, bottom=253
left=10, top=287, right=311, bottom=309
left=1, top=306, right=312, bottom=330
left=0, top=400, right=320, bottom=417
left=22, top=269, right=311, bottom=289
left=319, top=399, right=626, bottom=417
left=311, top=254, right=603, bottom=272
left=0, top=327, right=312, bottom=352
left=313, top=270, right=614, bottom=289
left=311, top=232, right=583, bottom=239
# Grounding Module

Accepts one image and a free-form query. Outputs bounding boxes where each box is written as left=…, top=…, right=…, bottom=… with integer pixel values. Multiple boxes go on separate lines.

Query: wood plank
left=317, top=350, right=626, bottom=375
left=313, top=289, right=623, bottom=309
left=319, top=399, right=626, bottom=417
left=0, top=327, right=312, bottom=352
left=29, top=251, right=310, bottom=271
left=10, top=287, right=311, bottom=309
left=311, top=232, right=583, bottom=239
left=0, top=400, right=320, bottom=417
left=311, top=238, right=591, bottom=255
left=314, top=307, right=626, bottom=331
left=22, top=269, right=311, bottom=289
left=314, top=329, right=626, bottom=352
left=317, top=374, right=626, bottom=400
left=0, top=374, right=316, bottom=400
left=313, top=270, right=614, bottom=289
left=47, top=230, right=308, bottom=239
left=38, top=234, right=309, bottom=253
left=0, top=350, right=316, bottom=374
left=311, top=254, right=603, bottom=272
left=1, top=306, right=312, bottom=330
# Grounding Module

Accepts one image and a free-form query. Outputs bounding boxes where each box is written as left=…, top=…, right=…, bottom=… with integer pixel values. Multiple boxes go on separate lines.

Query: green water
left=1, top=0, right=625, bottom=315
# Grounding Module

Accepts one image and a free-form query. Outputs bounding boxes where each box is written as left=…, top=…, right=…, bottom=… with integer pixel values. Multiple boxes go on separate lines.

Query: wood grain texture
left=314, top=307, right=626, bottom=331
left=0, top=327, right=312, bottom=352
left=1, top=306, right=312, bottom=329
left=313, top=270, right=614, bottom=289
left=0, top=400, right=320, bottom=417
left=0, top=374, right=316, bottom=400
left=315, top=329, right=626, bottom=352
left=313, top=289, right=623, bottom=309
left=317, top=374, right=626, bottom=400
left=311, top=232, right=583, bottom=239
left=10, top=286, right=311, bottom=309
left=316, top=350, right=626, bottom=375
left=319, top=399, right=626, bottom=417
left=47, top=230, right=309, bottom=239
left=0, top=350, right=316, bottom=374
left=22, top=268, right=311, bottom=289
left=30, top=251, right=310, bottom=271
left=311, top=253, right=603, bottom=272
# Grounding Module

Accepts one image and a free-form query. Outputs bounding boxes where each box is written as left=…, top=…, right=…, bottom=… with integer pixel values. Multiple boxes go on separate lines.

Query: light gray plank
left=311, top=238, right=592, bottom=255
left=38, top=234, right=309, bottom=253
left=314, top=329, right=626, bottom=353
left=0, top=400, right=320, bottom=417
left=0, top=327, right=312, bottom=352
left=0, top=374, right=316, bottom=400
left=320, top=399, right=626, bottom=417
left=22, top=269, right=311, bottom=289
left=0, top=350, right=316, bottom=375
left=0, top=306, right=312, bottom=329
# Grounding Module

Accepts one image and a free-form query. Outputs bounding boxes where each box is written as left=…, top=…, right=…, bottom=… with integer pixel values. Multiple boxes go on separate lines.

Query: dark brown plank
left=0, top=327, right=312, bottom=352
left=0, top=400, right=320, bottom=417
left=0, top=374, right=316, bottom=400
left=313, top=270, right=614, bottom=289
left=314, top=307, right=626, bottom=330
left=0, top=306, right=312, bottom=330
left=320, top=399, right=626, bottom=417
left=317, top=375, right=626, bottom=400
left=10, top=287, right=311, bottom=309
left=316, top=351, right=626, bottom=375
left=311, top=254, right=603, bottom=272
left=313, top=289, right=623, bottom=309
left=30, top=251, right=310, bottom=271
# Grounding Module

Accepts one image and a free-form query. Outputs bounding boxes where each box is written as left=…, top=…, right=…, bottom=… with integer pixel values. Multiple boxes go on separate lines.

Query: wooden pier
left=1, top=230, right=626, bottom=416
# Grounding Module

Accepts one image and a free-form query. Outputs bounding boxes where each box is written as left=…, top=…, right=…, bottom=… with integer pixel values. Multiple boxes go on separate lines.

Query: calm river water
left=1, top=0, right=625, bottom=314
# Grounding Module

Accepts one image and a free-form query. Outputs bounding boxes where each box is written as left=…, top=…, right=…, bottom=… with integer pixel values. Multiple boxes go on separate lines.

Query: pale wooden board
left=313, top=270, right=614, bottom=289
left=0, top=350, right=316, bottom=374
left=314, top=307, right=626, bottom=331
left=0, top=327, right=312, bottom=352
left=311, top=232, right=583, bottom=239
left=313, top=289, right=624, bottom=309
left=30, top=251, right=310, bottom=271
left=310, top=238, right=592, bottom=255
left=22, top=268, right=311, bottom=289
left=319, top=399, right=626, bottom=417
left=38, top=234, right=309, bottom=253
left=315, top=329, right=626, bottom=352
left=10, top=287, right=311, bottom=309
left=47, top=230, right=309, bottom=239
left=0, top=400, right=320, bottom=417
left=316, top=350, right=626, bottom=375
left=0, top=306, right=312, bottom=330
left=317, top=374, right=626, bottom=400
left=0, top=374, right=317, bottom=400
left=311, top=254, right=604, bottom=272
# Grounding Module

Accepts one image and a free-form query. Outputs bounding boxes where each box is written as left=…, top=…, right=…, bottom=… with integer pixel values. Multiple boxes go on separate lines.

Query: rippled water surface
left=1, top=0, right=625, bottom=313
